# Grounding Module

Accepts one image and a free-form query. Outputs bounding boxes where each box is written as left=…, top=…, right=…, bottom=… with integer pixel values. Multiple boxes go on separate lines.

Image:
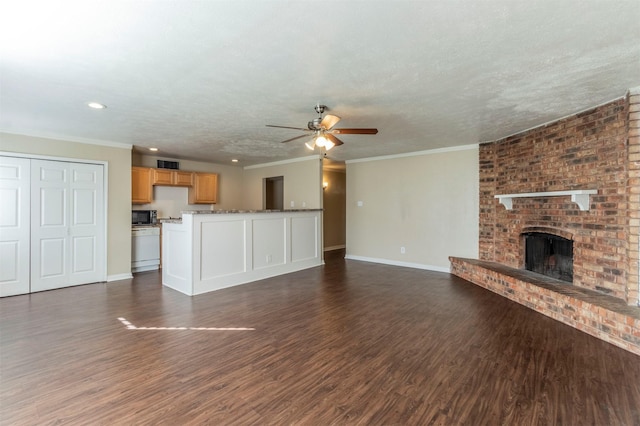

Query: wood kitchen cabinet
left=132, top=167, right=216, bottom=204
left=152, top=169, right=193, bottom=186
left=152, top=168, right=172, bottom=185
left=189, top=173, right=218, bottom=204
left=132, top=167, right=152, bottom=204
left=174, top=171, right=194, bottom=186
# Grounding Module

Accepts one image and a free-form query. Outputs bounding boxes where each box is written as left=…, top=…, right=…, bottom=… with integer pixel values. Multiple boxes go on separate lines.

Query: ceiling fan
left=266, top=104, right=378, bottom=151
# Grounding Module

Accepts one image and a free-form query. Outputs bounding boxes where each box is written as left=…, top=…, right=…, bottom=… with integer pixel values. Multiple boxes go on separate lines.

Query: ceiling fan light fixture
left=315, top=135, right=328, bottom=148
left=267, top=104, right=378, bottom=150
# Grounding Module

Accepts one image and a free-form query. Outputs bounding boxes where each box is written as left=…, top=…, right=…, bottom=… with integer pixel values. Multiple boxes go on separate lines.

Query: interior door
left=31, top=160, right=105, bottom=292
left=0, top=156, right=31, bottom=296
left=31, top=160, right=70, bottom=291
left=68, top=162, right=105, bottom=285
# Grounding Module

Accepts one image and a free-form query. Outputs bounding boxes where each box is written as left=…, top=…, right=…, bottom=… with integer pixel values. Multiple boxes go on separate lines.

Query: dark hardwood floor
left=2, top=250, right=639, bottom=425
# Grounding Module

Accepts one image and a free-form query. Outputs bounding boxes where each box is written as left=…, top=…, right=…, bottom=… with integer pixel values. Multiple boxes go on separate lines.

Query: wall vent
left=157, top=160, right=179, bottom=170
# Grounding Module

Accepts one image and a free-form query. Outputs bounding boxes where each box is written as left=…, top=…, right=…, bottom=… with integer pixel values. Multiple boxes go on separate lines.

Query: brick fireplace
left=523, top=231, right=573, bottom=282
left=450, top=87, right=640, bottom=355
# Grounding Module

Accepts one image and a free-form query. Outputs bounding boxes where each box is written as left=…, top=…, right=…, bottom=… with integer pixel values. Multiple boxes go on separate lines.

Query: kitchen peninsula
left=162, top=209, right=323, bottom=296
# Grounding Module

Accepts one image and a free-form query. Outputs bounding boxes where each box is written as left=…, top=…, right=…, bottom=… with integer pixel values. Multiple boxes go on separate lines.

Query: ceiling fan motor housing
left=308, top=118, right=322, bottom=130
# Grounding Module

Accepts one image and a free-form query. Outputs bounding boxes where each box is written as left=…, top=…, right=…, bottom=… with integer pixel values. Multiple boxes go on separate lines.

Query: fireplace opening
left=523, top=232, right=573, bottom=282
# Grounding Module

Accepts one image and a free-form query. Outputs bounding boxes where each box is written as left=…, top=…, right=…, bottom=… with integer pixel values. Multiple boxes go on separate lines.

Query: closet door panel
left=72, top=236, right=96, bottom=274
left=31, top=160, right=70, bottom=292
left=69, top=162, right=104, bottom=285
left=39, top=238, right=66, bottom=277
left=0, top=157, right=30, bottom=296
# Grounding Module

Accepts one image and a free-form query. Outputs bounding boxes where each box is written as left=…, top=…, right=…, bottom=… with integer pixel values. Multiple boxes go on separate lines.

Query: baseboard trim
left=107, top=273, right=134, bottom=282
left=344, top=255, right=449, bottom=273
left=324, top=245, right=346, bottom=252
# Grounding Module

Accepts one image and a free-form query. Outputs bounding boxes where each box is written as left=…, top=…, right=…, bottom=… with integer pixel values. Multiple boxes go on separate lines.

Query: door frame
left=263, top=176, right=284, bottom=210
left=0, top=151, right=109, bottom=284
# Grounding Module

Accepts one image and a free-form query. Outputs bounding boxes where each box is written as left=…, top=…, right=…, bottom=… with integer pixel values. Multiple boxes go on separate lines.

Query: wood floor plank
left=1, top=250, right=639, bottom=425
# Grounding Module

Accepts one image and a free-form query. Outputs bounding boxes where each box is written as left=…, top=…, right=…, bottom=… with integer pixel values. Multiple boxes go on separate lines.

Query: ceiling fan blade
left=325, top=133, right=344, bottom=146
left=266, top=124, right=310, bottom=131
left=280, top=134, right=310, bottom=143
left=320, top=114, right=341, bottom=130
left=331, top=128, right=378, bottom=135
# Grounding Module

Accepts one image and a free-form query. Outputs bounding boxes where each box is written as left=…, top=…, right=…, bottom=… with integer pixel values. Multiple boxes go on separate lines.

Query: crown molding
left=346, top=143, right=478, bottom=165
left=243, top=155, right=321, bottom=170
left=0, top=129, right=132, bottom=150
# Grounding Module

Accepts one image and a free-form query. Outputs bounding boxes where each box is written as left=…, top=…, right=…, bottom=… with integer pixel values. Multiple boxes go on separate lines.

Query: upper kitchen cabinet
left=132, top=167, right=217, bottom=204
left=189, top=173, right=218, bottom=204
left=152, top=169, right=194, bottom=187
left=132, top=167, right=152, bottom=204
left=174, top=171, right=194, bottom=186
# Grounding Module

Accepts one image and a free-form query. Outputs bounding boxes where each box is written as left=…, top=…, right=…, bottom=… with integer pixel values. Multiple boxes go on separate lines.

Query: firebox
left=523, top=232, right=573, bottom=283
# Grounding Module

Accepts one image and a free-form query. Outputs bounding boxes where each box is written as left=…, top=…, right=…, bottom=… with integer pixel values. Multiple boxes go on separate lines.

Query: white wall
left=242, top=156, right=323, bottom=210
left=0, top=132, right=132, bottom=280
left=346, top=145, right=479, bottom=272
left=138, top=186, right=201, bottom=218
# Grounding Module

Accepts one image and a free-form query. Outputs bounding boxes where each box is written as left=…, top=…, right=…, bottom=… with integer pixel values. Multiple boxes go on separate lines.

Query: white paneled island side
left=161, top=210, right=323, bottom=296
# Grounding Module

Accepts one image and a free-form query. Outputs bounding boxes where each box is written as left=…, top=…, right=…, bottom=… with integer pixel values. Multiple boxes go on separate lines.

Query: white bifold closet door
left=30, top=159, right=105, bottom=293
left=0, top=157, right=31, bottom=296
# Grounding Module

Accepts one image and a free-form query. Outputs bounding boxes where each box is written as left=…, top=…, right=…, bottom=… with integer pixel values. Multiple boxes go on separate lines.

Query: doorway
left=322, top=168, right=346, bottom=251
left=264, top=176, right=283, bottom=210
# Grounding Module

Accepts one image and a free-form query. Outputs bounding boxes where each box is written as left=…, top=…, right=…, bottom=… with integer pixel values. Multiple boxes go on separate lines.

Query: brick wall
left=479, top=93, right=638, bottom=305
left=628, top=88, right=640, bottom=304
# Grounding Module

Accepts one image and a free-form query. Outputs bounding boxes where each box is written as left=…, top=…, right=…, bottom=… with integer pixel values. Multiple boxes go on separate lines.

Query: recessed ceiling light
left=87, top=102, right=106, bottom=109
left=231, top=159, right=239, bottom=163
left=149, top=147, right=158, bottom=152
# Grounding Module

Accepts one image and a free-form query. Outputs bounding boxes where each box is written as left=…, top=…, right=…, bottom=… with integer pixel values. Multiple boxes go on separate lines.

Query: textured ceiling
left=1, top=1, right=639, bottom=166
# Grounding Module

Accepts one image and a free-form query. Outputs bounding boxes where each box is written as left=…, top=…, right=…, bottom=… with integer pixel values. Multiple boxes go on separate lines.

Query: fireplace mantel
left=495, top=190, right=597, bottom=211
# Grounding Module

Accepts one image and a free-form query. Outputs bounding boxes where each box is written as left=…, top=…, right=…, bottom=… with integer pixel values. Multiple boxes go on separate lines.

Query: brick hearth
left=450, top=257, right=640, bottom=356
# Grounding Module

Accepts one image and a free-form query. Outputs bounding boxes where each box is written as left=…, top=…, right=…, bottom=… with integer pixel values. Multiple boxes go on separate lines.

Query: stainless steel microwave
left=132, top=210, right=157, bottom=225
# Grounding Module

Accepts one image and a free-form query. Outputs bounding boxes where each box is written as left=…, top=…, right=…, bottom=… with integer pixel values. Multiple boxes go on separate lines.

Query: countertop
left=159, top=209, right=322, bottom=224
left=182, top=209, right=323, bottom=214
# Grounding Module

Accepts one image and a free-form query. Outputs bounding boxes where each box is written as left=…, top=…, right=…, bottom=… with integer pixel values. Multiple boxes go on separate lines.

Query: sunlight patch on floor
left=117, top=317, right=255, bottom=331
